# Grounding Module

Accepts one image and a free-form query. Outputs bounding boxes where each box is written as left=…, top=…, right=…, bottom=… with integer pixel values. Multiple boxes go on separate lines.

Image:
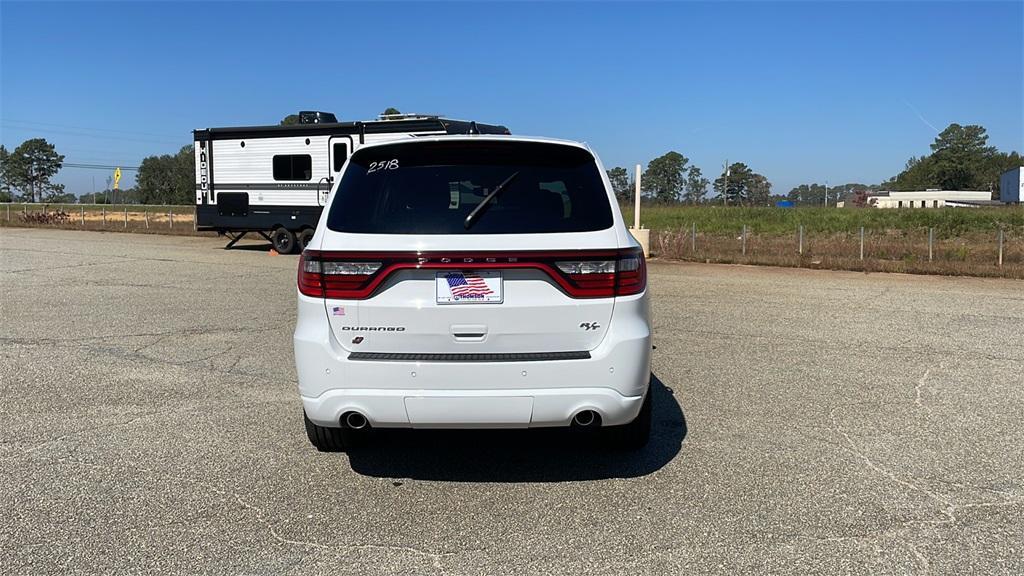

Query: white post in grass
left=634, top=164, right=641, bottom=230
left=629, top=163, right=649, bottom=256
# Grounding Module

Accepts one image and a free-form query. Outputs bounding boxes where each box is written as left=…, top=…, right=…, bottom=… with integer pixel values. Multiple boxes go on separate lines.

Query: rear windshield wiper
left=463, top=171, right=520, bottom=230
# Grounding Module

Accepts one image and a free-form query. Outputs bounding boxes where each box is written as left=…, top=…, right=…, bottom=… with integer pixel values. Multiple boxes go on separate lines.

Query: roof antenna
left=469, top=121, right=480, bottom=135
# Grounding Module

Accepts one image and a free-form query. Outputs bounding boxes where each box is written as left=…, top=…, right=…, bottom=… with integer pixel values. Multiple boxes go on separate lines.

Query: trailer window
left=333, top=143, right=349, bottom=172
left=273, top=154, right=312, bottom=181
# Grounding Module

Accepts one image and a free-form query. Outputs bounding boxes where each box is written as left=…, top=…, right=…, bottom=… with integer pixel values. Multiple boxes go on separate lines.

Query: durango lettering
left=340, top=326, right=406, bottom=332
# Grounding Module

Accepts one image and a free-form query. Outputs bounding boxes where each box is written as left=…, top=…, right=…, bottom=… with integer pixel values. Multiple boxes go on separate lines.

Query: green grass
left=621, top=205, right=1024, bottom=238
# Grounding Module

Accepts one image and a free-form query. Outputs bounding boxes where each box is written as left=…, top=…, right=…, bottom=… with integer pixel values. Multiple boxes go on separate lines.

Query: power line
left=64, top=163, right=140, bottom=171
left=1, top=123, right=185, bottom=146
left=1, top=118, right=183, bottom=139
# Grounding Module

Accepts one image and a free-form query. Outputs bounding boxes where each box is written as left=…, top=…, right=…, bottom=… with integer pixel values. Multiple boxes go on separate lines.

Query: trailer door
left=325, top=136, right=353, bottom=206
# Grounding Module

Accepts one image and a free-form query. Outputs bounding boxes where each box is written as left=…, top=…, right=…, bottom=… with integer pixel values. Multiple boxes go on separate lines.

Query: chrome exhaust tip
left=344, top=412, right=368, bottom=430
left=572, top=410, right=599, bottom=428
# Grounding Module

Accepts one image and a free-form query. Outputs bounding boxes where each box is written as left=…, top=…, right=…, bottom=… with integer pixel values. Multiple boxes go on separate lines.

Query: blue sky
left=2, top=1, right=1022, bottom=195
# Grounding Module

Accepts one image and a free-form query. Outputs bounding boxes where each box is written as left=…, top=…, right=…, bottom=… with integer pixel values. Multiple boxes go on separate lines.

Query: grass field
left=622, top=204, right=1024, bottom=237
left=3, top=202, right=1022, bottom=277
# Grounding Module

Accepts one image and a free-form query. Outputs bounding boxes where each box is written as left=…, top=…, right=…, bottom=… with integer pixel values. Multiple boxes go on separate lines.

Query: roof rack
left=378, top=112, right=441, bottom=121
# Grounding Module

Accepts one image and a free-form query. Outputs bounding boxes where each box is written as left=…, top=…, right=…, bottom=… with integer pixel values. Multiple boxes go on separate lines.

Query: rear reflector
left=298, top=248, right=646, bottom=300
left=348, top=351, right=592, bottom=362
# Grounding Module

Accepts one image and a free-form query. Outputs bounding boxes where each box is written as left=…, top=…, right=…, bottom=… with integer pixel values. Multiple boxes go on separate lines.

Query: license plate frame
left=435, top=270, right=503, bottom=304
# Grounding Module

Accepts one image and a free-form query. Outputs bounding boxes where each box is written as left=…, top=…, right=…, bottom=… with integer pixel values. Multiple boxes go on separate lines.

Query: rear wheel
left=604, top=383, right=652, bottom=450
left=303, top=411, right=365, bottom=452
left=297, top=228, right=314, bottom=251
left=272, top=227, right=296, bottom=254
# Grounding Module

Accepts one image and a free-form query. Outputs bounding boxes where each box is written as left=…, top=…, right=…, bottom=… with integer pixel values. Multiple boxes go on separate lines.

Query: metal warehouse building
left=867, top=190, right=994, bottom=208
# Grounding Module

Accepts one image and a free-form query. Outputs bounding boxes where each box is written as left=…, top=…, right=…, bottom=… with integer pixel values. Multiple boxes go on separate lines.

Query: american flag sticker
left=331, top=306, right=346, bottom=316
left=436, top=270, right=502, bottom=304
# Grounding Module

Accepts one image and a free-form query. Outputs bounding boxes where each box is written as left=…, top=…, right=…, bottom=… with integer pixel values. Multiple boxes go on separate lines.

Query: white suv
left=294, top=136, right=652, bottom=451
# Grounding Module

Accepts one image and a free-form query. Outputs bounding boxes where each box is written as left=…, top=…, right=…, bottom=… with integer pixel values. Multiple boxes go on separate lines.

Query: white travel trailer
left=193, top=112, right=510, bottom=252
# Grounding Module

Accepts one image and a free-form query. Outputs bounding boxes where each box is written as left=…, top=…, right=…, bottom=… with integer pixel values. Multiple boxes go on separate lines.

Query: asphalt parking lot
left=2, top=227, right=1022, bottom=575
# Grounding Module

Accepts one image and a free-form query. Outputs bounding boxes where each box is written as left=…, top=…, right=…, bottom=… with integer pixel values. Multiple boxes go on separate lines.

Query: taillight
left=298, top=251, right=382, bottom=299
left=555, top=259, right=616, bottom=296
left=297, top=249, right=645, bottom=300
left=554, top=249, right=645, bottom=297
left=614, top=250, right=646, bottom=296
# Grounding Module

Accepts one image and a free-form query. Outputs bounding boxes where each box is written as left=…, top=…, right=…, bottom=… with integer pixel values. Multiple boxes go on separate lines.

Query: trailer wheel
left=297, top=229, right=314, bottom=251
left=271, top=227, right=296, bottom=254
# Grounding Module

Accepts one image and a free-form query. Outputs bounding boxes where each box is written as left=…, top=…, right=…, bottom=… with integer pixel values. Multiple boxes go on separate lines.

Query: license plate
left=436, top=270, right=503, bottom=304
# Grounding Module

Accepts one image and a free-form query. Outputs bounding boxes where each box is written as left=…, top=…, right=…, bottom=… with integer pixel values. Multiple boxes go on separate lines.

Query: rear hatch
left=299, top=140, right=643, bottom=357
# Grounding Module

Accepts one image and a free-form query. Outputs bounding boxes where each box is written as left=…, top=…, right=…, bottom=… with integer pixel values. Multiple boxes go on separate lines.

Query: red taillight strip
left=299, top=249, right=645, bottom=300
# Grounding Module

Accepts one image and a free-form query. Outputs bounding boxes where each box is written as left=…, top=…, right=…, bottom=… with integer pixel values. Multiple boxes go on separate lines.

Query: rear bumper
left=301, top=386, right=645, bottom=429
left=294, top=293, right=651, bottom=429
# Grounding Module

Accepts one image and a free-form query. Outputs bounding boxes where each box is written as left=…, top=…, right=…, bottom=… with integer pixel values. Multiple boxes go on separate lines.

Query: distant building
left=866, top=190, right=994, bottom=209
left=1000, top=167, right=1023, bottom=203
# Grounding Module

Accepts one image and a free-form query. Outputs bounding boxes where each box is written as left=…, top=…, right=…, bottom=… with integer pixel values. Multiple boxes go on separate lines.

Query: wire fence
left=652, top=223, right=1023, bottom=278
left=3, top=202, right=198, bottom=235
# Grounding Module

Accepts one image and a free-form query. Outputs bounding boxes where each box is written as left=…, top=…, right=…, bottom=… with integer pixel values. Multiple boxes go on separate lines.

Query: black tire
left=604, top=383, right=652, bottom=450
left=303, top=411, right=366, bottom=452
left=297, top=228, right=314, bottom=251
left=272, top=227, right=297, bottom=254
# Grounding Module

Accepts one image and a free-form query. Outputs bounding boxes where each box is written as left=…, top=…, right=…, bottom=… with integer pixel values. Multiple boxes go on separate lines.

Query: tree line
left=884, top=123, right=1020, bottom=193
left=780, top=124, right=1021, bottom=206
left=0, top=139, right=71, bottom=203
left=607, top=153, right=773, bottom=206
left=3, top=115, right=1019, bottom=206
left=611, top=123, right=1020, bottom=208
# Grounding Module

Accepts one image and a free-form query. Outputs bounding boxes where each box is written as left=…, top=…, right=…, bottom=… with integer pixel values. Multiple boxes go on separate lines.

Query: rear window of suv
left=325, top=140, right=614, bottom=234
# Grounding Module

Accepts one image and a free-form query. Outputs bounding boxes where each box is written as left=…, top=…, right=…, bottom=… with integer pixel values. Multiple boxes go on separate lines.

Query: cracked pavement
left=1, top=227, right=1022, bottom=575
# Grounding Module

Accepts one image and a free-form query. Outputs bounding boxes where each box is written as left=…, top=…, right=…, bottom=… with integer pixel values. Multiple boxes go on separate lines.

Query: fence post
left=81, top=206, right=84, bottom=225
left=102, top=207, right=106, bottom=225
left=691, top=222, right=696, bottom=252
left=798, top=225, right=804, bottom=255
left=124, top=206, right=128, bottom=228
left=169, top=209, right=173, bottom=229
left=859, top=227, right=864, bottom=261
left=742, top=225, right=747, bottom=256
left=928, top=227, right=934, bottom=262
left=998, top=229, right=1004, bottom=268
left=6, top=204, right=9, bottom=221
left=193, top=206, right=197, bottom=232
left=145, top=209, right=149, bottom=228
